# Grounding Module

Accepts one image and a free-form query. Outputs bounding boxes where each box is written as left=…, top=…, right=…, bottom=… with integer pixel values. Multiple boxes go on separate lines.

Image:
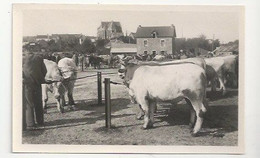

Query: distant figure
left=84, top=55, right=89, bottom=68
left=23, top=50, right=47, bottom=130
left=141, top=54, right=148, bottom=61
left=78, top=54, right=84, bottom=71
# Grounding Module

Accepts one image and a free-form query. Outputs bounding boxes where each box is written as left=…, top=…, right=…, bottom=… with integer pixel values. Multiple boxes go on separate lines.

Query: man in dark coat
left=23, top=51, right=47, bottom=130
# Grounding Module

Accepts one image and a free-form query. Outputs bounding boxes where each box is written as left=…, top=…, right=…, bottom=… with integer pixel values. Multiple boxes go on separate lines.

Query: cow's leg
left=136, top=104, right=145, bottom=120
left=150, top=101, right=156, bottom=125
left=57, top=95, right=65, bottom=113
left=42, top=85, right=48, bottom=114
left=211, top=78, right=217, bottom=92
left=153, top=102, right=158, bottom=113
left=185, top=98, right=196, bottom=128
left=191, top=101, right=206, bottom=136
left=190, top=109, right=196, bottom=128
left=43, top=98, right=48, bottom=114
left=140, top=97, right=153, bottom=129
left=218, top=77, right=226, bottom=95
left=56, top=98, right=61, bottom=113
left=230, top=73, right=238, bottom=88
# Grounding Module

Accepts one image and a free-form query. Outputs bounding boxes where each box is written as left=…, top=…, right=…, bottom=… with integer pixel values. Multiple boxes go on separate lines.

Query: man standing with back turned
left=23, top=50, right=47, bottom=130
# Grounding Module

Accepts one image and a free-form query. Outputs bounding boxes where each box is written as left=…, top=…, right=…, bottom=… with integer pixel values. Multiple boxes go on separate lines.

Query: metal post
left=105, top=78, right=111, bottom=128
left=97, top=72, right=102, bottom=106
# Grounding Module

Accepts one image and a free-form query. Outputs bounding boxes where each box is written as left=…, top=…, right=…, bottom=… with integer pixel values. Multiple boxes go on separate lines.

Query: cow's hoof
left=190, top=130, right=200, bottom=137
left=141, top=123, right=153, bottom=130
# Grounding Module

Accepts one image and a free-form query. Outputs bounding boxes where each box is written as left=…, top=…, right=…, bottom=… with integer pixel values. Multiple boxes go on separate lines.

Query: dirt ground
left=22, top=68, right=238, bottom=146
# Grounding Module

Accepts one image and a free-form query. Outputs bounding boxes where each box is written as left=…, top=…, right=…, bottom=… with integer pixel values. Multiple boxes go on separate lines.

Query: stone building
left=135, top=25, right=176, bottom=55
left=97, top=21, right=124, bottom=40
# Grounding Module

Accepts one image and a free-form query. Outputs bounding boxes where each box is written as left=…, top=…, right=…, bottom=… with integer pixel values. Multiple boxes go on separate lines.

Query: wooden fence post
left=104, top=78, right=111, bottom=128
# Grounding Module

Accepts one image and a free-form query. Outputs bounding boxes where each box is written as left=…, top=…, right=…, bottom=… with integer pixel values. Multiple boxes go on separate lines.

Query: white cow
left=118, top=58, right=209, bottom=120
left=205, top=55, right=238, bottom=94
left=204, top=57, right=226, bottom=95
left=42, top=58, right=77, bottom=113
left=42, top=59, right=64, bottom=113
left=118, top=57, right=206, bottom=83
left=129, top=63, right=207, bottom=136
left=219, top=55, right=238, bottom=87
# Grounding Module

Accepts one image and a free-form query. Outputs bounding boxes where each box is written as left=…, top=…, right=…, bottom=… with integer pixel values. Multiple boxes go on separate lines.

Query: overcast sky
left=23, top=6, right=241, bottom=43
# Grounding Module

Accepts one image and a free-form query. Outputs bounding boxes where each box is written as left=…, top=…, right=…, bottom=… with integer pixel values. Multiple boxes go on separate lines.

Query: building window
left=160, top=39, right=165, bottom=47
left=144, top=40, right=148, bottom=47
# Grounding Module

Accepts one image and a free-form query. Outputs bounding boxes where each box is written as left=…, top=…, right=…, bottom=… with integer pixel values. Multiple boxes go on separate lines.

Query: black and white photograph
left=12, top=4, right=244, bottom=153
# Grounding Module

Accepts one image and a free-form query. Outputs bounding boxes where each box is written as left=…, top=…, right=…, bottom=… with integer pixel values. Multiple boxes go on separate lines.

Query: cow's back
left=219, top=55, right=238, bottom=73
left=123, top=58, right=206, bottom=83
left=204, top=57, right=225, bottom=73
left=130, top=64, right=206, bottom=102
left=43, top=59, right=62, bottom=81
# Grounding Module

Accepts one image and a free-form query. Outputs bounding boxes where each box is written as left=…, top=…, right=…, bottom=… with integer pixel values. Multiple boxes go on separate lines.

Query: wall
left=136, top=37, right=173, bottom=55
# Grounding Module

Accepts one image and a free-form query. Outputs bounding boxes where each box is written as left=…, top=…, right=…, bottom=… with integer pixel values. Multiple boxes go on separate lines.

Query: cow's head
left=118, top=61, right=141, bottom=86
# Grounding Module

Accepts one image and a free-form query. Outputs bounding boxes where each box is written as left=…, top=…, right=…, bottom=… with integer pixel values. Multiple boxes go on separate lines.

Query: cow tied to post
left=128, top=63, right=207, bottom=136
left=42, top=58, right=77, bottom=113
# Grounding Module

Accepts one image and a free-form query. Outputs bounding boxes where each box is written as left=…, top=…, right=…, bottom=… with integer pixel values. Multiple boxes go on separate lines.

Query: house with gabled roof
left=213, top=42, right=239, bottom=56
left=135, top=25, right=176, bottom=55
left=97, top=21, right=124, bottom=40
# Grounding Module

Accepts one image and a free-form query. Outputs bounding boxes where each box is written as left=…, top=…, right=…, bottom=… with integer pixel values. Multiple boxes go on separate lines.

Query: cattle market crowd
left=22, top=49, right=238, bottom=137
